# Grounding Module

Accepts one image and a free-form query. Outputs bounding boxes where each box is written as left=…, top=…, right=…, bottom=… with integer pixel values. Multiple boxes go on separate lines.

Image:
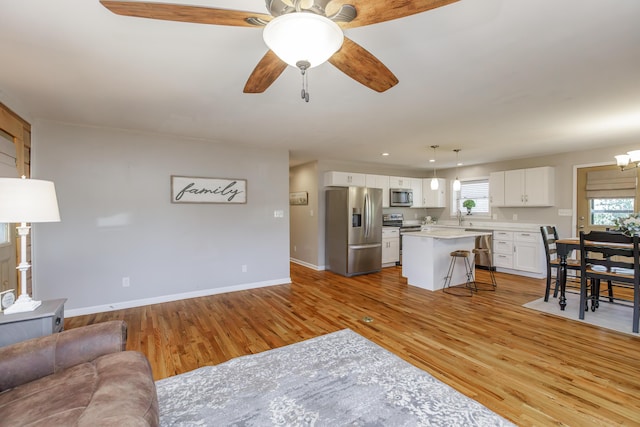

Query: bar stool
left=472, top=248, right=497, bottom=290
left=443, top=250, right=477, bottom=296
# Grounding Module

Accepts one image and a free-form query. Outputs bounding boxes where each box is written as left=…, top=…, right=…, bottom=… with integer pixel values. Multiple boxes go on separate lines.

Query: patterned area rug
left=524, top=292, right=638, bottom=336
left=156, top=329, right=514, bottom=426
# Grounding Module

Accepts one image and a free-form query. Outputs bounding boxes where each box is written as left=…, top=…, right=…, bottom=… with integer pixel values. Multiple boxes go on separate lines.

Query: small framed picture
left=289, top=191, right=308, bottom=205
left=0, top=289, right=16, bottom=312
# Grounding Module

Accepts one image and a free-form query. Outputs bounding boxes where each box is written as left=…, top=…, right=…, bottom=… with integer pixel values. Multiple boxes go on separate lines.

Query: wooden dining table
left=555, top=238, right=580, bottom=311
left=555, top=236, right=633, bottom=310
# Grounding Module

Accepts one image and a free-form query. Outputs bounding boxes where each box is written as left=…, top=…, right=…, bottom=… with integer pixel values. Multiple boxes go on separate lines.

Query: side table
left=0, top=298, right=67, bottom=347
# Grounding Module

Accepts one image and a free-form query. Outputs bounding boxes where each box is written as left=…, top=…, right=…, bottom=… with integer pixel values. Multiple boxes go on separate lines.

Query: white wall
left=289, top=162, right=319, bottom=269
left=31, top=120, right=290, bottom=314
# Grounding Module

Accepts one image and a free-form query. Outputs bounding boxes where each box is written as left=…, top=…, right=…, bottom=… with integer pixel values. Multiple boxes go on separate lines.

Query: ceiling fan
left=100, top=0, right=460, bottom=95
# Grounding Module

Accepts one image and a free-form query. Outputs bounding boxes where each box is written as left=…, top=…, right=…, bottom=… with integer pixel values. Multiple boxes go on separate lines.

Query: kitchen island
left=402, top=229, right=492, bottom=291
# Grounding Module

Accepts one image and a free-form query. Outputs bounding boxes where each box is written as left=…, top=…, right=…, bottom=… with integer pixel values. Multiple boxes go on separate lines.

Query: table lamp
left=0, top=176, right=60, bottom=314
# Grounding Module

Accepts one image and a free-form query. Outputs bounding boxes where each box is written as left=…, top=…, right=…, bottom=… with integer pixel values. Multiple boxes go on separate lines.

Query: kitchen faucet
left=456, top=209, right=464, bottom=226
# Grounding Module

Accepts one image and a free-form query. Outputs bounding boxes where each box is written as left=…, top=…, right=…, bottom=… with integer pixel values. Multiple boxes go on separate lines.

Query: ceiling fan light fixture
left=263, top=13, right=344, bottom=68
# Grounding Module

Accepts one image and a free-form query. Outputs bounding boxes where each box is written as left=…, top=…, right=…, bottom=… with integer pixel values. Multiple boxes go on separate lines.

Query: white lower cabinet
left=382, top=228, right=400, bottom=267
left=492, top=230, right=544, bottom=277
left=513, top=231, right=541, bottom=273
left=493, top=231, right=514, bottom=269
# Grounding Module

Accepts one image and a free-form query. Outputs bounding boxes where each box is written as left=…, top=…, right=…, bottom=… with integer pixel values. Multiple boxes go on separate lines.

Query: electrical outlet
left=294, top=245, right=297, bottom=252
left=492, top=214, right=498, bottom=220
left=241, top=265, right=248, bottom=273
left=122, top=277, right=130, bottom=287
left=512, top=213, right=518, bottom=221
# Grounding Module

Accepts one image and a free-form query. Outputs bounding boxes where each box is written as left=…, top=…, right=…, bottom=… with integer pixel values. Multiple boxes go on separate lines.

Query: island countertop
left=402, top=230, right=487, bottom=291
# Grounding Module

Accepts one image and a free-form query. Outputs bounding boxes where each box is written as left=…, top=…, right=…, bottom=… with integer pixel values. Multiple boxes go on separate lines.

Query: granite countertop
left=421, top=221, right=547, bottom=233
left=402, top=229, right=492, bottom=240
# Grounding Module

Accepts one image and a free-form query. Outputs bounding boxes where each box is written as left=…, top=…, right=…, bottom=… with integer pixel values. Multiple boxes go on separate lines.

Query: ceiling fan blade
left=244, top=51, right=288, bottom=93
left=328, top=37, right=398, bottom=92
left=328, top=0, right=460, bottom=29
left=100, top=1, right=272, bottom=27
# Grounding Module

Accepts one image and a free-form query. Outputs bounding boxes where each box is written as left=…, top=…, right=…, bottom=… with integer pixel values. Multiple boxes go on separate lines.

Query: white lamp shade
left=0, top=178, right=61, bottom=223
left=615, top=154, right=631, bottom=167
left=430, top=178, right=439, bottom=190
left=627, top=150, right=640, bottom=163
left=453, top=178, right=461, bottom=192
left=263, top=13, right=344, bottom=68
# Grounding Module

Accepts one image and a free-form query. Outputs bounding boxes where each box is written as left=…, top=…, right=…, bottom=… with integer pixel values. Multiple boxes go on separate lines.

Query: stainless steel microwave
left=390, top=188, right=413, bottom=207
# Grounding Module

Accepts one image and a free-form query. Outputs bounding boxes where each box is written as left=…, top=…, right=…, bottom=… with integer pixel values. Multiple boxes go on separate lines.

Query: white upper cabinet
left=489, top=171, right=505, bottom=207
left=324, top=171, right=366, bottom=187
left=389, top=176, right=412, bottom=189
left=422, top=178, right=447, bottom=207
left=410, top=178, right=424, bottom=208
left=365, top=174, right=390, bottom=208
left=504, top=167, right=555, bottom=207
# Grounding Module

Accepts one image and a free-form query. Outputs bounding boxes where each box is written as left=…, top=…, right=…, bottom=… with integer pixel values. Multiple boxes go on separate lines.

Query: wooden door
left=0, top=129, right=18, bottom=295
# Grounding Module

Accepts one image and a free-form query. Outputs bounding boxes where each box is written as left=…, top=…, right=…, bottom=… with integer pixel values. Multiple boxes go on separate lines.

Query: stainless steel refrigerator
left=325, top=187, right=382, bottom=277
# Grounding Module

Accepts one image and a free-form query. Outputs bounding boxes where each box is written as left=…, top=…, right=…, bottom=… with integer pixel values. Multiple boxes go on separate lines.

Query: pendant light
left=453, top=149, right=462, bottom=191
left=430, top=145, right=439, bottom=190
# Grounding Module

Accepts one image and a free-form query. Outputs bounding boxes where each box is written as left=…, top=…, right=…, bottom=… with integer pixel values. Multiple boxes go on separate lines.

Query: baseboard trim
left=65, top=277, right=292, bottom=318
left=290, top=258, right=325, bottom=271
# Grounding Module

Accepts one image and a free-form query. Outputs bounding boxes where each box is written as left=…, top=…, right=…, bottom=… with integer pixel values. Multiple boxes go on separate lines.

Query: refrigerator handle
left=364, top=192, right=370, bottom=239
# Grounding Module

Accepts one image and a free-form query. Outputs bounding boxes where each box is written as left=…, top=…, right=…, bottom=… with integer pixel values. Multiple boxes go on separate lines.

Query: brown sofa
left=0, top=320, right=159, bottom=426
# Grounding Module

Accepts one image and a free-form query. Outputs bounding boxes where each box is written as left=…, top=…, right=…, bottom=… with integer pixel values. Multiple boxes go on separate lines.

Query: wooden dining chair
left=540, top=226, right=581, bottom=301
left=579, top=230, right=640, bottom=333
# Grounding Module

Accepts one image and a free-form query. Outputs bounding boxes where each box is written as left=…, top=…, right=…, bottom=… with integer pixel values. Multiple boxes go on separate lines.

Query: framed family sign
left=171, top=176, right=247, bottom=204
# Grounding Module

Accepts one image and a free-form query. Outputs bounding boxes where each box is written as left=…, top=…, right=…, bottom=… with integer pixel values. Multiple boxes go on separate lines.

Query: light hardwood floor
left=66, top=264, right=640, bottom=426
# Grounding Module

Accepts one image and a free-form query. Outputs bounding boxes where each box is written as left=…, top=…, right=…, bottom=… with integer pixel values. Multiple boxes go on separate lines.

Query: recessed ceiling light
left=381, top=152, right=390, bottom=156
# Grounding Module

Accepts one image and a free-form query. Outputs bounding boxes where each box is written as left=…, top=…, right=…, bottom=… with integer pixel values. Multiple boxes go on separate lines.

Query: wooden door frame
left=571, top=161, right=619, bottom=237
left=0, top=102, right=32, bottom=294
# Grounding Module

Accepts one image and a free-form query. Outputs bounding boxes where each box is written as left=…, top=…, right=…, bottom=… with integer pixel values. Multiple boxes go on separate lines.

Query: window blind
left=458, top=179, right=489, bottom=213
left=586, top=169, right=636, bottom=198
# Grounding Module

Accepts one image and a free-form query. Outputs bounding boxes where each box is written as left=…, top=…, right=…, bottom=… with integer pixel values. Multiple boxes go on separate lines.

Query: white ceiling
left=1, top=0, right=639, bottom=169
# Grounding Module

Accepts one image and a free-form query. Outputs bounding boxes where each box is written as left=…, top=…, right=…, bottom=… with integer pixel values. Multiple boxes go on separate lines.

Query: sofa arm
left=0, top=320, right=127, bottom=391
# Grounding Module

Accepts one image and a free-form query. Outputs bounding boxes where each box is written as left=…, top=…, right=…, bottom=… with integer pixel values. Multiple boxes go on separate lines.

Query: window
left=451, top=178, right=490, bottom=216
left=0, top=224, right=8, bottom=245
left=590, top=198, right=634, bottom=226
left=586, top=168, right=636, bottom=226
